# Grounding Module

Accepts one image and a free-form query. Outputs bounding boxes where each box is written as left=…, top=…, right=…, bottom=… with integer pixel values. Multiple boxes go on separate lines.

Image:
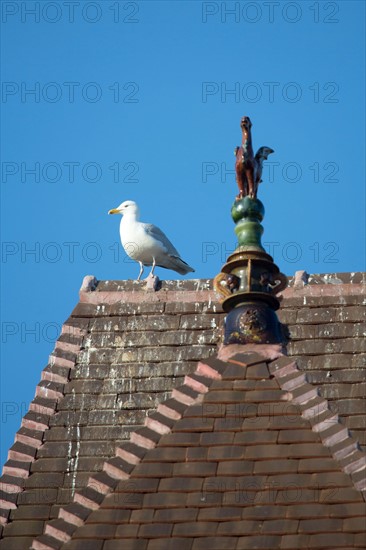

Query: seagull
left=108, top=200, right=195, bottom=281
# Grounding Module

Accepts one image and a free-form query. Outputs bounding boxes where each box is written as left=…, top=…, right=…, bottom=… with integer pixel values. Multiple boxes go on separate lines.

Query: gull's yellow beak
left=108, top=208, right=120, bottom=215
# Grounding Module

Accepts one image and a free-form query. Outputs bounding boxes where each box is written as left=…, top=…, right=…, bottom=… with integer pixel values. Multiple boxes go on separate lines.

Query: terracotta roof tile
left=192, top=536, right=239, bottom=549
left=58, top=503, right=90, bottom=527
left=31, top=534, right=63, bottom=549
left=0, top=537, right=37, bottom=550
left=146, top=540, right=190, bottom=550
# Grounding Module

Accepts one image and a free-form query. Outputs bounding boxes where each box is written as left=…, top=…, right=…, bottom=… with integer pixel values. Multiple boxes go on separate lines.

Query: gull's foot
left=145, top=273, right=160, bottom=292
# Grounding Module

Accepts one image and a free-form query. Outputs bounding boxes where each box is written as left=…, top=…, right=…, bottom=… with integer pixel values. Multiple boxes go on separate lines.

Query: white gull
left=108, top=200, right=195, bottom=281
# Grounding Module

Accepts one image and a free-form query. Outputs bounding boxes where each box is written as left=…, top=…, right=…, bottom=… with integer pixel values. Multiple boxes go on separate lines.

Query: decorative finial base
left=223, top=302, right=284, bottom=345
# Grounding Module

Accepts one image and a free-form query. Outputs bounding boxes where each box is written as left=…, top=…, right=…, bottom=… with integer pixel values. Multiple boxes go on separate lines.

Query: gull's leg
left=149, top=257, right=156, bottom=277
left=145, top=257, right=159, bottom=291
left=137, top=262, right=144, bottom=281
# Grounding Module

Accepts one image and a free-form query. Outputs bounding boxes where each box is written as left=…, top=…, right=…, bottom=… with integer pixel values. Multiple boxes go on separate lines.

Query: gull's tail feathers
left=158, top=255, right=195, bottom=275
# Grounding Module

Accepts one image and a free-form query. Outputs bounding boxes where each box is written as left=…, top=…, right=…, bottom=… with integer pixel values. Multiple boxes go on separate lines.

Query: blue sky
left=1, top=0, right=365, bottom=467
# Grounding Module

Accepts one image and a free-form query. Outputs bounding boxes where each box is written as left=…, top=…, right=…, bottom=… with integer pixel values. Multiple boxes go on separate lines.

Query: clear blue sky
left=1, top=1, right=365, bottom=467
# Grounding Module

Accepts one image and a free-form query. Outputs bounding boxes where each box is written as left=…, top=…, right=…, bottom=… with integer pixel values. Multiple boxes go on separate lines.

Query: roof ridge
left=79, top=272, right=366, bottom=293
left=0, top=318, right=89, bottom=526
left=29, top=353, right=267, bottom=549
left=78, top=278, right=366, bottom=308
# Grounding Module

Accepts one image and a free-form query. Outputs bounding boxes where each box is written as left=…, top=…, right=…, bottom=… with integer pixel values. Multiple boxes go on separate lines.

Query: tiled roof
left=0, top=273, right=365, bottom=549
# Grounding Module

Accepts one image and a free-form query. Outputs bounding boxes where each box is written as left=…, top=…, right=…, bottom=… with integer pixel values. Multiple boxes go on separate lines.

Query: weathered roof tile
left=58, top=503, right=90, bottom=527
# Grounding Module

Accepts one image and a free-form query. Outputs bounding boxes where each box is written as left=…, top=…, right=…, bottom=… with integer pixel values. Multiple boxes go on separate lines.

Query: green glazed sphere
left=231, top=197, right=265, bottom=224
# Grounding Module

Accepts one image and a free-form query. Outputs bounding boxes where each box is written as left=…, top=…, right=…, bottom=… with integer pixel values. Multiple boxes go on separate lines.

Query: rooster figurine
left=235, top=116, right=274, bottom=199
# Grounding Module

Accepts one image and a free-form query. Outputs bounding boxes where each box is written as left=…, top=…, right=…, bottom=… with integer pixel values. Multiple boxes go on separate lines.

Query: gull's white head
left=108, top=200, right=139, bottom=217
